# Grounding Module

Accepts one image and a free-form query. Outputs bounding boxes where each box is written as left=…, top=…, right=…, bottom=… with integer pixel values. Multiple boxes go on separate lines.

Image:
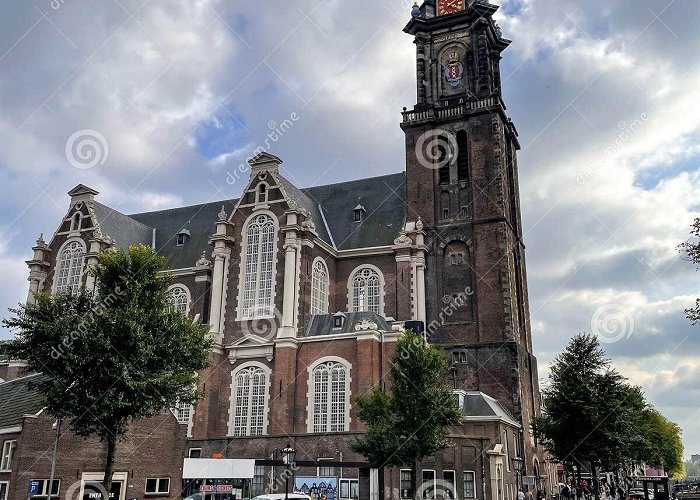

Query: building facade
left=7, top=1, right=555, bottom=499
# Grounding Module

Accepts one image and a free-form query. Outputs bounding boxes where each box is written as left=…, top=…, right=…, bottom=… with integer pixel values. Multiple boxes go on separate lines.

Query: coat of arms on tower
left=444, top=50, right=463, bottom=87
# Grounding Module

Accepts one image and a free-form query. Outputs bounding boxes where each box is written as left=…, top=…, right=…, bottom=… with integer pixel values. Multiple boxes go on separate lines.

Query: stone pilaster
left=25, top=234, right=51, bottom=304
left=208, top=206, right=235, bottom=345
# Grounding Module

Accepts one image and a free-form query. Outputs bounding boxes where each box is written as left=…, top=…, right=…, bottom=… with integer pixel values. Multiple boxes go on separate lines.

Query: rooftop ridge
left=127, top=171, right=405, bottom=218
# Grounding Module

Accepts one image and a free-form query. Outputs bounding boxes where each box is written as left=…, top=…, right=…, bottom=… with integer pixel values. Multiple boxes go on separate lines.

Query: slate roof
left=463, top=391, right=520, bottom=426
left=124, top=171, right=406, bottom=269
left=92, top=202, right=153, bottom=249
left=0, top=373, right=46, bottom=428
left=305, top=312, right=391, bottom=337
left=130, top=199, right=239, bottom=270
left=303, top=172, right=406, bottom=250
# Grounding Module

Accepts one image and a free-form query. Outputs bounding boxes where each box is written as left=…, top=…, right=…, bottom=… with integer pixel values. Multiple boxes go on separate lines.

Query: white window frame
left=463, top=471, right=476, bottom=499
left=442, top=470, right=456, bottom=500
left=311, top=258, right=329, bottom=315
left=237, top=212, right=279, bottom=320
left=228, top=362, right=271, bottom=437
left=188, top=448, right=202, bottom=458
left=306, top=356, right=351, bottom=434
left=256, top=182, right=270, bottom=204
left=400, top=470, right=413, bottom=500
left=0, top=481, right=7, bottom=500
left=317, top=457, right=335, bottom=477
left=347, top=265, right=384, bottom=315
left=52, top=239, right=85, bottom=294
left=28, top=478, right=61, bottom=498
left=0, top=440, right=15, bottom=471
left=503, top=430, right=510, bottom=472
left=167, top=284, right=191, bottom=315
left=145, top=477, right=170, bottom=495
left=172, top=399, right=194, bottom=437
left=340, top=478, right=359, bottom=499
left=421, top=469, right=436, bottom=500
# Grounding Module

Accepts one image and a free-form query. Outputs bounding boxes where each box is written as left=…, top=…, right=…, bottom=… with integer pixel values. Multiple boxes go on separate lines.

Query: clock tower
left=402, top=0, right=544, bottom=476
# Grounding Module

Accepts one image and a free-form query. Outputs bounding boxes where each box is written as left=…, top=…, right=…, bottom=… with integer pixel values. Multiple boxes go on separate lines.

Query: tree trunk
left=591, top=463, right=600, bottom=500
left=103, top=433, right=117, bottom=500
left=411, top=459, right=419, bottom=500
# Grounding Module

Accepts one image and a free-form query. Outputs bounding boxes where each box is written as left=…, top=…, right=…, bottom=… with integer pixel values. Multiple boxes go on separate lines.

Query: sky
left=0, top=0, right=699, bottom=457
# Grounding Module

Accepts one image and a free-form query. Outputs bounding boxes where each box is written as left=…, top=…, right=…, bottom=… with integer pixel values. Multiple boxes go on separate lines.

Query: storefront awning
left=182, top=458, right=256, bottom=479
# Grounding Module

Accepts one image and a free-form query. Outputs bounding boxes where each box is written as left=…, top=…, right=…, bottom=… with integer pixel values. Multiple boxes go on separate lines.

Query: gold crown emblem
left=448, top=50, right=459, bottom=63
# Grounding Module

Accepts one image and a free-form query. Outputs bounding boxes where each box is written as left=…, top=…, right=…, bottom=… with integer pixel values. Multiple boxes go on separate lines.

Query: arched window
left=55, top=240, right=85, bottom=294
left=349, top=267, right=382, bottom=314
left=241, top=214, right=276, bottom=319
left=311, top=259, right=329, bottom=315
left=231, top=366, right=268, bottom=437
left=168, top=285, right=190, bottom=314
left=310, top=361, right=349, bottom=433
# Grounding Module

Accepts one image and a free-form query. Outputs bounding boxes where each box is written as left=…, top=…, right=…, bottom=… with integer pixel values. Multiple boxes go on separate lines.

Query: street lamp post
left=282, top=444, right=296, bottom=500
left=513, top=457, right=524, bottom=493
left=47, top=418, right=61, bottom=500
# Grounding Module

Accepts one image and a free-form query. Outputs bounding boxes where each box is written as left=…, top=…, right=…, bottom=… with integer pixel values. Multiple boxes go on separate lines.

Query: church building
left=4, top=1, right=555, bottom=499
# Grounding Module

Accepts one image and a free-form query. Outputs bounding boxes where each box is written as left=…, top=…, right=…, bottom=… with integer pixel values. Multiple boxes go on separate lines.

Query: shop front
left=182, top=458, right=256, bottom=500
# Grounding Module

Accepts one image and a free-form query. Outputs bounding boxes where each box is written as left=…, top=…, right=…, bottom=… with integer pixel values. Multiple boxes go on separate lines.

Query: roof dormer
left=353, top=204, right=366, bottom=223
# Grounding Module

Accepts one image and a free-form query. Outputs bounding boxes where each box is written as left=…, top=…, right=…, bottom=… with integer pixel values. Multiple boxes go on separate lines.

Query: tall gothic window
left=241, top=214, right=276, bottom=318
left=311, top=259, right=329, bottom=315
left=311, top=361, right=349, bottom=433
left=350, top=267, right=382, bottom=314
left=168, top=285, right=189, bottom=314
left=232, top=366, right=268, bottom=437
left=55, top=240, right=84, bottom=294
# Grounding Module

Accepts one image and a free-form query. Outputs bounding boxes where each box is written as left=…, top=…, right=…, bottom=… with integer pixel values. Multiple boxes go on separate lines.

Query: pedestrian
left=562, top=483, right=571, bottom=500
left=518, top=489, right=526, bottom=500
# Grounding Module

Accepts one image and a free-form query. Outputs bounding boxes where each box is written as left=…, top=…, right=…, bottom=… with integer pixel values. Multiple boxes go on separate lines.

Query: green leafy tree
left=637, top=409, right=684, bottom=478
left=680, top=218, right=700, bottom=323
left=534, top=334, right=644, bottom=498
left=534, top=333, right=684, bottom=488
left=3, top=244, right=212, bottom=497
left=352, top=330, right=463, bottom=497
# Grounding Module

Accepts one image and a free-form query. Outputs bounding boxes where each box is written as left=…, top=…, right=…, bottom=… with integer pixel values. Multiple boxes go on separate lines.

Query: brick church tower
left=402, top=0, right=544, bottom=475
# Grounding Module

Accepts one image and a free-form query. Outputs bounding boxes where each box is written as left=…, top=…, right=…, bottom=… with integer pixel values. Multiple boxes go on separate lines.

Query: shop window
left=145, top=478, right=170, bottom=495
left=252, top=466, right=267, bottom=496
left=340, top=479, right=359, bottom=500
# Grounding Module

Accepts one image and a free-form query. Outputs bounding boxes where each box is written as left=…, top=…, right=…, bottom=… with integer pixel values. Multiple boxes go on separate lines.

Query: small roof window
left=176, top=228, right=190, bottom=246
left=353, top=204, right=366, bottom=223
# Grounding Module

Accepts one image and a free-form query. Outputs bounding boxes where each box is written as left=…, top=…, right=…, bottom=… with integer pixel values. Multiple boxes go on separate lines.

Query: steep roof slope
left=0, top=373, right=46, bottom=428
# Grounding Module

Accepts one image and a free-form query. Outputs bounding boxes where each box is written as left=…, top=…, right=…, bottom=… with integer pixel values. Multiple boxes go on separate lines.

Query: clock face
left=437, top=0, right=464, bottom=16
